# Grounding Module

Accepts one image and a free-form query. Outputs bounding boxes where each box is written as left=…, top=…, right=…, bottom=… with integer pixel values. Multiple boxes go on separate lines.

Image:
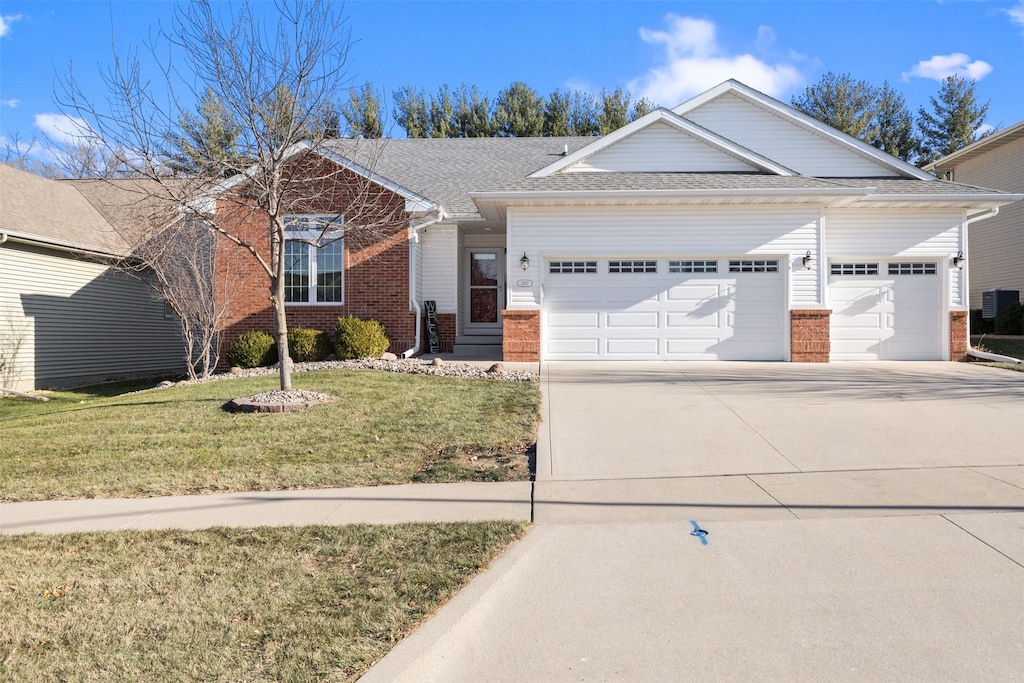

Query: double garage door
left=544, top=257, right=785, bottom=360
left=829, top=261, right=943, bottom=360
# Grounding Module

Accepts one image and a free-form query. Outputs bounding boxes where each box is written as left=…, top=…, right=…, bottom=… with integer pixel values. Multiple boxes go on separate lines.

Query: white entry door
left=543, top=257, right=786, bottom=360
left=830, top=261, right=943, bottom=360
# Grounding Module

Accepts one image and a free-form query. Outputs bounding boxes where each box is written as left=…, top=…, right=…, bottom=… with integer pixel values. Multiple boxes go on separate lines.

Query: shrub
left=226, top=331, right=278, bottom=368
left=287, top=328, right=331, bottom=362
left=994, top=302, right=1024, bottom=335
left=334, top=316, right=390, bottom=359
left=970, top=309, right=995, bottom=335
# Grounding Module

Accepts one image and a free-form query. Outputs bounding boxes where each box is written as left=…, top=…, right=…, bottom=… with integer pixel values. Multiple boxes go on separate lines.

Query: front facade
left=209, top=81, right=1020, bottom=364
left=924, top=121, right=1024, bottom=310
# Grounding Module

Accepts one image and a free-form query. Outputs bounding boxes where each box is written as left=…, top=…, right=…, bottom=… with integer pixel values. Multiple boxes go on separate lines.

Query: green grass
left=0, top=370, right=540, bottom=502
left=0, top=522, right=527, bottom=681
left=969, top=336, right=1024, bottom=372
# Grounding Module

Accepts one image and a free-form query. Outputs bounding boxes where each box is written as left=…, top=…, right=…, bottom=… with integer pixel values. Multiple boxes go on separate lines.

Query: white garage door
left=830, top=261, right=943, bottom=360
left=544, top=258, right=786, bottom=360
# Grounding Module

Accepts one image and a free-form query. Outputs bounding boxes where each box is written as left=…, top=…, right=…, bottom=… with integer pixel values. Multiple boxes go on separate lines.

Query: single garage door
left=830, top=261, right=943, bottom=360
left=544, top=257, right=786, bottom=360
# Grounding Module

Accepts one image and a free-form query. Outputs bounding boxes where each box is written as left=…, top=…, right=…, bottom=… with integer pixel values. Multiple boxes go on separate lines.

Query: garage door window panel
left=831, top=263, right=879, bottom=276
left=669, top=260, right=718, bottom=273
left=888, top=262, right=937, bottom=275
left=549, top=261, right=597, bottom=274
left=729, top=259, right=779, bottom=273
left=609, top=260, right=657, bottom=274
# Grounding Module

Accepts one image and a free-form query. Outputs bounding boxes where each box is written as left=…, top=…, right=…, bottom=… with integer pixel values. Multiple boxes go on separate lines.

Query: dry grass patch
left=0, top=522, right=526, bottom=681
left=0, top=370, right=540, bottom=501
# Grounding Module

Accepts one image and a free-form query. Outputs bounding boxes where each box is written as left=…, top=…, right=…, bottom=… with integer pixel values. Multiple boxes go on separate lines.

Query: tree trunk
left=270, top=242, right=292, bottom=391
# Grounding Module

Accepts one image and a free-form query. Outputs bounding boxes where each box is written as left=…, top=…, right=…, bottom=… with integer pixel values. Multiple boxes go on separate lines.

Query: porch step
left=449, top=344, right=503, bottom=360
left=454, top=334, right=503, bottom=346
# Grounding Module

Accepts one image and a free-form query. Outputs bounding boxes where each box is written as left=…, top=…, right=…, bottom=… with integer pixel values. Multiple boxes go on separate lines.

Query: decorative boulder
left=380, top=352, right=398, bottom=361
left=431, top=357, right=445, bottom=367
left=486, top=362, right=504, bottom=374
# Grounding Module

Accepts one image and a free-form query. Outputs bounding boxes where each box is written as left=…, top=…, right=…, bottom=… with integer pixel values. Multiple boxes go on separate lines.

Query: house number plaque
left=517, top=279, right=533, bottom=287
left=424, top=300, right=440, bottom=354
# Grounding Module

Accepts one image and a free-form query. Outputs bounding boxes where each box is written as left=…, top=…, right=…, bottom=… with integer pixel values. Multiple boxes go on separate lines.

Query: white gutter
left=402, top=208, right=447, bottom=359
left=961, top=207, right=1020, bottom=363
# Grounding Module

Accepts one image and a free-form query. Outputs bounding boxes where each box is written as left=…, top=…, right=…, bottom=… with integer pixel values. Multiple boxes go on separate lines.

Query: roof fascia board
left=855, top=192, right=1024, bottom=205
left=528, top=108, right=796, bottom=178
left=2, top=230, right=124, bottom=258
left=922, top=120, right=1024, bottom=171
left=205, top=141, right=437, bottom=214
left=472, top=187, right=870, bottom=202
left=674, top=80, right=936, bottom=181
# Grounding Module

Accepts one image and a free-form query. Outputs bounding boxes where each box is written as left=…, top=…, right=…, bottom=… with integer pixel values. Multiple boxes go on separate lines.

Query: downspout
left=960, top=207, right=1020, bottom=363
left=402, top=208, right=447, bottom=358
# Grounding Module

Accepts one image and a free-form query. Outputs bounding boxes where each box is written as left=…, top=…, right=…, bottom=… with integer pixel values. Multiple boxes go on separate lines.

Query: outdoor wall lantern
left=802, top=250, right=813, bottom=269
left=952, top=251, right=965, bottom=269
left=520, top=252, right=530, bottom=271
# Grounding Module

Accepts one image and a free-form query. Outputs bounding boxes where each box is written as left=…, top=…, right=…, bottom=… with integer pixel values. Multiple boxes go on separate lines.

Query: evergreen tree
left=543, top=89, right=572, bottom=136
left=165, top=88, right=242, bottom=176
left=569, top=90, right=599, bottom=136
left=870, top=81, right=919, bottom=163
left=339, top=81, right=383, bottom=138
left=917, top=75, right=991, bottom=162
left=428, top=84, right=456, bottom=138
left=597, top=88, right=631, bottom=135
left=629, top=97, right=656, bottom=121
left=392, top=86, right=429, bottom=138
left=493, top=81, right=544, bottom=137
left=792, top=72, right=879, bottom=140
left=452, top=84, right=491, bottom=137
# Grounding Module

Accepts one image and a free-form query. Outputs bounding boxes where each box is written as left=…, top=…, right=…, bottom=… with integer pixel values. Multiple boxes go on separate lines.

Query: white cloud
left=1006, top=1, right=1024, bottom=34
left=1, top=98, right=19, bottom=108
left=34, top=113, right=97, bottom=146
left=901, top=53, right=993, bottom=82
left=628, top=15, right=804, bottom=107
left=0, top=14, right=23, bottom=38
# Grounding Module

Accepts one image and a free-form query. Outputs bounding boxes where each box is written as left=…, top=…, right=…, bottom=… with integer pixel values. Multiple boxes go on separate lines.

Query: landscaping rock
left=380, top=352, right=398, bottom=361
left=431, top=357, right=445, bottom=366
left=487, top=362, right=504, bottom=373
left=226, top=389, right=336, bottom=414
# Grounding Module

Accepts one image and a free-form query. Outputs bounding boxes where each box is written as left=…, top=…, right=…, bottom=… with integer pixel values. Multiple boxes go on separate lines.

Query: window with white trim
left=728, top=259, right=779, bottom=273
left=830, top=263, right=879, bottom=276
left=609, top=260, right=657, bottom=273
left=283, top=215, right=344, bottom=304
left=888, top=262, right=936, bottom=275
left=549, top=260, right=597, bottom=274
left=669, top=259, right=717, bottom=273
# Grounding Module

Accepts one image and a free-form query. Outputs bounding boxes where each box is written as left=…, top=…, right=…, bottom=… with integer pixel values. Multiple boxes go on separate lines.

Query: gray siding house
left=925, top=122, right=1024, bottom=309
left=0, top=164, right=184, bottom=390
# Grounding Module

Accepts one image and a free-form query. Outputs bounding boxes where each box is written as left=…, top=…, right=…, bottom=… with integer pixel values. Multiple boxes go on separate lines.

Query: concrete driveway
left=365, top=362, right=1024, bottom=682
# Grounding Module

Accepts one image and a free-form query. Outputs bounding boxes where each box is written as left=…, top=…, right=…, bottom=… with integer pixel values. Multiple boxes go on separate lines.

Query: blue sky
left=1, top=0, right=1022, bottom=152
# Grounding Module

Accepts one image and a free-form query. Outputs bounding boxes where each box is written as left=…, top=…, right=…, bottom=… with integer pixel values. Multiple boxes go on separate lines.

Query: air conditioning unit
left=982, top=289, right=1021, bottom=319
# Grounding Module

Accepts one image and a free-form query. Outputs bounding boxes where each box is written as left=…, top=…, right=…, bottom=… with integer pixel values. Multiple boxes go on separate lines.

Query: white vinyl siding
left=419, top=224, right=458, bottom=313
left=825, top=208, right=964, bottom=307
left=567, top=122, right=757, bottom=173
left=507, top=205, right=821, bottom=308
left=683, top=93, right=901, bottom=178
left=950, top=137, right=1024, bottom=308
left=0, top=242, right=184, bottom=390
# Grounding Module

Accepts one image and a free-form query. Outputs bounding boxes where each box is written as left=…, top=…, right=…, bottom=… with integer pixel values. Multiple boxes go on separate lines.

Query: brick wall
left=214, top=156, right=414, bottom=365
left=949, top=310, right=968, bottom=362
left=502, top=309, right=541, bottom=361
left=790, top=310, right=831, bottom=362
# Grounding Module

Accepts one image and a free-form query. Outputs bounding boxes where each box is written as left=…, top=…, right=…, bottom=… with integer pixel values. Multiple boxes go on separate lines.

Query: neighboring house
left=207, top=80, right=1018, bottom=363
left=0, top=164, right=184, bottom=390
left=923, top=121, right=1024, bottom=312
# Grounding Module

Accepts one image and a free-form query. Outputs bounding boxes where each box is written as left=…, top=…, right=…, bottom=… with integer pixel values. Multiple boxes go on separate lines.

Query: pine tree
left=870, top=81, right=919, bottom=163
left=452, top=84, right=491, bottom=137
left=629, top=97, right=656, bottom=121
left=392, top=86, right=429, bottom=138
left=543, top=89, right=572, bottom=136
left=792, top=72, right=879, bottom=140
left=597, top=88, right=630, bottom=135
left=165, top=88, right=241, bottom=176
left=569, top=90, right=598, bottom=136
left=492, top=82, right=544, bottom=137
left=428, top=84, right=456, bottom=138
left=917, top=75, right=990, bottom=163
left=339, top=81, right=383, bottom=138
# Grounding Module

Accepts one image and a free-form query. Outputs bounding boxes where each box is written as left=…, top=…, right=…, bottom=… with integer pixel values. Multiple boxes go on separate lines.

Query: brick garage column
left=949, top=311, right=968, bottom=362
left=790, top=309, right=831, bottom=362
left=502, top=310, right=541, bottom=362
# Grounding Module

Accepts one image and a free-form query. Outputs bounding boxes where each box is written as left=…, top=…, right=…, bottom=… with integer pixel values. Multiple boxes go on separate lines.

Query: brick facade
left=502, top=309, right=541, bottom=361
left=790, top=309, right=831, bottom=362
left=214, top=157, right=414, bottom=365
left=949, top=310, right=968, bottom=362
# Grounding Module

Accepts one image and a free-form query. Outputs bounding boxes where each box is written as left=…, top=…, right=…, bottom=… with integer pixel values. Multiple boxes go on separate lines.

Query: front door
left=466, top=250, right=504, bottom=332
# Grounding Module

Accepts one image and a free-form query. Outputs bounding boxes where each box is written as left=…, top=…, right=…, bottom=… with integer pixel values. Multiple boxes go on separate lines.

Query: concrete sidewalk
left=0, top=481, right=531, bottom=534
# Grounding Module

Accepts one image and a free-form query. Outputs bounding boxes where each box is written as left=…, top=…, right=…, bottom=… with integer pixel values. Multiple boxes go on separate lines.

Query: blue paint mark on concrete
left=690, top=520, right=709, bottom=546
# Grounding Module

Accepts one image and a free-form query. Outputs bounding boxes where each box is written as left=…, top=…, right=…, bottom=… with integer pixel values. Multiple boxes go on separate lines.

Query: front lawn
left=0, top=370, right=540, bottom=502
left=0, top=522, right=526, bottom=681
left=971, top=336, right=1024, bottom=361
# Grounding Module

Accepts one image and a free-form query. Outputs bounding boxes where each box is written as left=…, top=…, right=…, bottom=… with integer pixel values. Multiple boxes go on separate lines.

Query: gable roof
left=923, top=120, right=1024, bottom=172
left=528, top=108, right=796, bottom=177
left=0, top=164, right=127, bottom=255
left=673, top=80, right=935, bottom=181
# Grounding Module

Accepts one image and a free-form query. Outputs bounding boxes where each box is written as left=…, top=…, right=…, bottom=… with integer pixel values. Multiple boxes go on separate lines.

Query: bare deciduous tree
left=57, top=0, right=410, bottom=391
